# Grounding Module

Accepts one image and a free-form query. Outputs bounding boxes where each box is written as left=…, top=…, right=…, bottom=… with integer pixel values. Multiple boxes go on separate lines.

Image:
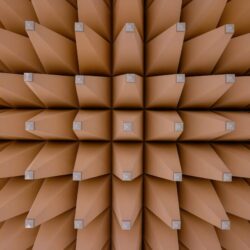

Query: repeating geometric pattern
left=0, top=0, right=249, bottom=249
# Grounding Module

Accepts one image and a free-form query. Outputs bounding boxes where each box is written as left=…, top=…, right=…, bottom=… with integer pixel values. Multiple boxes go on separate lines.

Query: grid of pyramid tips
left=0, top=0, right=249, bottom=250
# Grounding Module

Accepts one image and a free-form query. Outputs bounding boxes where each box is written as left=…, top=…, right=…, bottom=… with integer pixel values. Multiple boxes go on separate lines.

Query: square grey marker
left=24, top=73, right=33, bottom=82
left=125, top=23, right=135, bottom=32
left=122, top=171, right=133, bottom=181
left=173, top=172, right=182, bottom=182
left=25, top=21, right=35, bottom=31
left=75, top=22, right=84, bottom=32
left=75, top=75, right=85, bottom=85
left=225, top=74, right=235, bottom=84
left=25, top=218, right=35, bottom=228
left=126, top=74, right=136, bottom=83
left=176, top=74, right=185, bottom=83
left=223, top=172, right=232, bottom=182
left=25, top=121, right=35, bottom=131
left=221, top=220, right=230, bottom=230
left=172, top=220, right=181, bottom=230
left=73, top=121, right=82, bottom=131
left=226, top=121, right=235, bottom=132
left=121, top=220, right=131, bottom=230
left=176, top=22, right=186, bottom=32
left=123, top=121, right=133, bottom=132
left=25, top=170, right=34, bottom=180
left=73, top=171, right=82, bottom=181
left=175, top=122, right=184, bottom=132
left=225, top=24, right=234, bottom=34
left=74, top=219, right=84, bottom=229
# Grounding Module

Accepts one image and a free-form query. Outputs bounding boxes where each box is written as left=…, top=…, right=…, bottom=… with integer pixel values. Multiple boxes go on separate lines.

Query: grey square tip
left=75, top=75, right=85, bottom=85
left=122, top=171, right=133, bottom=181
left=175, top=122, right=184, bottom=132
left=25, top=218, right=35, bottom=229
left=225, top=74, right=235, bottom=84
left=176, top=22, right=186, bottom=32
left=121, top=220, right=131, bottom=230
left=25, top=121, right=35, bottom=131
left=173, top=172, right=182, bottom=182
left=123, top=121, right=133, bottom=132
left=223, top=172, right=232, bottom=182
left=25, top=21, right=35, bottom=31
left=126, top=74, right=136, bottom=83
left=73, top=121, right=82, bottom=131
left=176, top=74, right=185, bottom=83
left=125, top=23, right=135, bottom=32
left=226, top=121, right=236, bottom=132
left=75, top=22, right=84, bottom=32
left=73, top=171, right=82, bottom=181
left=25, top=170, right=34, bottom=180
left=74, top=219, right=84, bottom=229
left=172, top=220, right=181, bottom=230
left=23, top=73, right=33, bottom=82
left=225, top=24, right=234, bottom=34
left=221, top=220, right=230, bottom=230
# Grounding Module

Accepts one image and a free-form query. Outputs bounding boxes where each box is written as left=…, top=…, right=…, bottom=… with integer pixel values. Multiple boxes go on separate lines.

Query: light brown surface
left=75, top=75, right=111, bottom=108
left=0, top=28, right=44, bottom=73
left=33, top=210, right=75, bottom=250
left=113, top=23, right=143, bottom=75
left=27, top=22, right=78, bottom=74
left=73, top=142, right=111, bottom=180
left=216, top=214, right=250, bottom=250
left=113, top=110, right=143, bottom=141
left=214, top=33, right=250, bottom=74
left=112, top=177, right=142, bottom=229
left=113, top=0, right=144, bottom=39
left=147, top=0, right=182, bottom=41
left=0, top=109, right=42, bottom=140
left=178, top=143, right=231, bottom=181
left=113, top=143, right=143, bottom=181
left=179, top=75, right=233, bottom=108
left=145, top=143, right=182, bottom=181
left=73, top=110, right=110, bottom=140
left=146, top=74, right=185, bottom=108
left=75, top=22, right=111, bottom=75
left=75, top=176, right=110, bottom=228
left=24, top=74, right=78, bottom=108
left=144, top=209, right=178, bottom=250
left=0, top=0, right=38, bottom=35
left=179, top=111, right=236, bottom=141
left=76, top=209, right=110, bottom=250
left=180, top=25, right=233, bottom=74
left=26, top=176, right=77, bottom=227
left=146, top=23, right=185, bottom=75
left=145, top=176, right=180, bottom=229
left=219, top=0, right=250, bottom=36
left=25, top=142, right=78, bottom=179
left=77, top=0, right=110, bottom=40
left=26, top=110, right=77, bottom=140
left=0, top=178, right=42, bottom=222
left=0, top=213, right=38, bottom=250
left=0, top=141, right=44, bottom=178
left=181, top=0, right=227, bottom=40
left=179, top=177, right=229, bottom=229
left=0, top=73, right=43, bottom=107
left=179, top=210, right=221, bottom=250
left=146, top=111, right=183, bottom=141
left=113, top=74, right=143, bottom=108
left=112, top=211, right=142, bottom=250
left=214, top=179, right=250, bottom=220
left=31, top=0, right=77, bottom=40
left=212, top=144, right=250, bottom=178
left=214, top=76, right=250, bottom=108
